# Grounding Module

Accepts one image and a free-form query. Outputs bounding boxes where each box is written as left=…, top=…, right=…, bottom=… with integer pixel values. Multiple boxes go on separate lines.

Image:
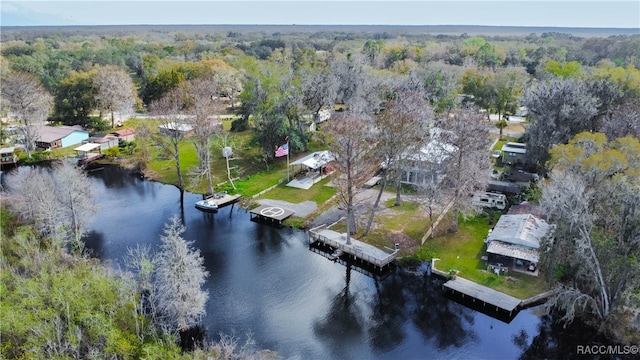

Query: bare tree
left=324, top=112, right=378, bottom=243
left=6, top=161, right=95, bottom=247
left=521, top=78, right=598, bottom=167
left=154, top=216, right=209, bottom=333
left=53, top=161, right=97, bottom=248
left=599, top=99, right=640, bottom=139
left=300, top=65, right=338, bottom=124
left=183, top=78, right=223, bottom=195
left=364, top=89, right=434, bottom=236
left=213, top=67, right=243, bottom=110
left=330, top=53, right=383, bottom=116
left=540, top=132, right=640, bottom=330
left=149, top=89, right=189, bottom=194
left=418, top=174, right=447, bottom=240
left=1, top=72, right=52, bottom=158
left=214, top=132, right=239, bottom=190
left=94, top=65, right=136, bottom=128
left=439, top=108, right=492, bottom=233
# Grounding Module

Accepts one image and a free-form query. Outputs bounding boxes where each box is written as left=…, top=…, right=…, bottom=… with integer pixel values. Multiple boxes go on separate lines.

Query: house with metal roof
left=112, top=128, right=136, bottom=142
left=398, top=128, right=457, bottom=186
left=501, top=142, right=527, bottom=165
left=484, top=213, right=552, bottom=275
left=34, top=125, right=89, bottom=150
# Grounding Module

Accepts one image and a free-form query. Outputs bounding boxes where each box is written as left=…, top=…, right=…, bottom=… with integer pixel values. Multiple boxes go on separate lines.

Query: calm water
left=4, top=165, right=600, bottom=359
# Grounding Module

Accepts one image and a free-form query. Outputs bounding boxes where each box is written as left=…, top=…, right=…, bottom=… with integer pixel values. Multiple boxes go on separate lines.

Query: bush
left=104, top=147, right=120, bottom=158
left=230, top=117, right=248, bottom=132
left=86, top=117, right=111, bottom=132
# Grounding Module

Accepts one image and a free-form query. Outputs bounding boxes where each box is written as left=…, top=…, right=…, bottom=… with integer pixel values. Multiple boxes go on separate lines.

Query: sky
left=1, top=1, right=639, bottom=28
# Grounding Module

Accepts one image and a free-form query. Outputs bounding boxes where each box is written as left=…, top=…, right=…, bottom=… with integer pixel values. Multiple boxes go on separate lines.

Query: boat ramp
left=308, top=224, right=399, bottom=272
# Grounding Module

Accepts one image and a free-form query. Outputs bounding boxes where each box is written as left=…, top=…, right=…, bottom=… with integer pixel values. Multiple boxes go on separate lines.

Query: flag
left=275, top=142, right=288, bottom=157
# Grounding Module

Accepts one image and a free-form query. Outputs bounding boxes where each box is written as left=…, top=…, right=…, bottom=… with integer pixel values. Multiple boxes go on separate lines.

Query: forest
left=1, top=25, right=639, bottom=358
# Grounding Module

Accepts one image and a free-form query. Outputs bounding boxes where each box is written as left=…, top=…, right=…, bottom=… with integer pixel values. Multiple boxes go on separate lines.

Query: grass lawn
left=492, top=135, right=520, bottom=151
left=258, top=175, right=336, bottom=205
left=418, top=214, right=549, bottom=299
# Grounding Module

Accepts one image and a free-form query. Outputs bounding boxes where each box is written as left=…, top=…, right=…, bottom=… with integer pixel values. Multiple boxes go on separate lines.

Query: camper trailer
left=472, top=192, right=507, bottom=210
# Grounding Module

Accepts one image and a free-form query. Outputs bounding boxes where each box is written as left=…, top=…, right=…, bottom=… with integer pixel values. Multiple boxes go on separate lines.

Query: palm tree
left=496, top=118, right=508, bottom=140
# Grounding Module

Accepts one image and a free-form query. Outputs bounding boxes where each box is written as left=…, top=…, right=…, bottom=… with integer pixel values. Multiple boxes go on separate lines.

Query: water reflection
left=5, top=165, right=571, bottom=359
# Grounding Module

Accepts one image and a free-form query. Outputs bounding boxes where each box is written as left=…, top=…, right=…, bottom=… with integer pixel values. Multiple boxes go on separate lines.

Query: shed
left=87, top=134, right=119, bottom=150
left=112, top=128, right=136, bottom=142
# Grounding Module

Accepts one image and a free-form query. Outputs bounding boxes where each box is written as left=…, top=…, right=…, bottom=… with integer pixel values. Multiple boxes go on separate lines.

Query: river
left=4, top=165, right=601, bottom=359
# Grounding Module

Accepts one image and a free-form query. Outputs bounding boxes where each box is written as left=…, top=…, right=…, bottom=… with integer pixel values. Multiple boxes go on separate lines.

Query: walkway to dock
left=443, top=276, right=522, bottom=314
left=308, top=225, right=398, bottom=269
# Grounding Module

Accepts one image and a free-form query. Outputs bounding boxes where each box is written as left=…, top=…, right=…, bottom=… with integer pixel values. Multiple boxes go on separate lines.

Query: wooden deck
left=308, top=225, right=398, bottom=269
left=443, top=276, right=521, bottom=314
left=211, top=193, right=241, bottom=208
left=250, top=204, right=295, bottom=226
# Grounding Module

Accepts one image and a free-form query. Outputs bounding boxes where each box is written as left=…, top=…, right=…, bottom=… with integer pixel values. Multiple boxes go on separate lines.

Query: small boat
left=195, top=198, right=219, bottom=212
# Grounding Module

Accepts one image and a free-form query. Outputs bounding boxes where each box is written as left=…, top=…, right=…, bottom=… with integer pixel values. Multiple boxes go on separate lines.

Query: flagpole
left=286, top=139, right=290, bottom=182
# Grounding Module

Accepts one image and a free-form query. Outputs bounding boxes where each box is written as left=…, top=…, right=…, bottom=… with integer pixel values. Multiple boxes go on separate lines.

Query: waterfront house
left=34, top=125, right=89, bottom=150
left=484, top=212, right=552, bottom=275
left=398, top=128, right=456, bottom=186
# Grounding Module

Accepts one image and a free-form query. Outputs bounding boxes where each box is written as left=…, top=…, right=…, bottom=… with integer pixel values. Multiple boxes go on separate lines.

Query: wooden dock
left=443, top=276, right=521, bottom=315
left=308, top=225, right=398, bottom=270
left=212, top=193, right=241, bottom=208
left=250, top=204, right=295, bottom=226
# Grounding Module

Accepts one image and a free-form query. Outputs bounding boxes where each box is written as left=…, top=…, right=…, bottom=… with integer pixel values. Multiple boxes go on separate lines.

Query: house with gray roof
left=501, top=142, right=527, bottom=165
left=484, top=213, right=553, bottom=275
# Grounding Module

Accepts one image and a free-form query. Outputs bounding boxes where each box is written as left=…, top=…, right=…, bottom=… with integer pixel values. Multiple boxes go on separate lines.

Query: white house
left=399, top=128, right=456, bottom=186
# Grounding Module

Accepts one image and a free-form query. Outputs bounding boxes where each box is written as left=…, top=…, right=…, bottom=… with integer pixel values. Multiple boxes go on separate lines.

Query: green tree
left=543, top=60, right=583, bottom=79
left=54, top=69, right=98, bottom=127
left=492, top=67, right=526, bottom=121
left=460, top=69, right=495, bottom=119
left=142, top=68, right=186, bottom=105
left=475, top=42, right=500, bottom=70
left=363, top=39, right=384, bottom=67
